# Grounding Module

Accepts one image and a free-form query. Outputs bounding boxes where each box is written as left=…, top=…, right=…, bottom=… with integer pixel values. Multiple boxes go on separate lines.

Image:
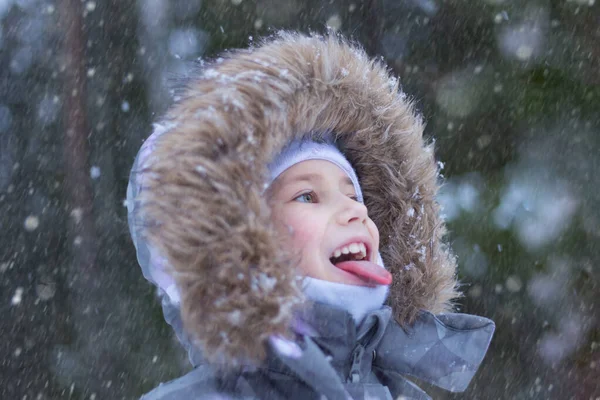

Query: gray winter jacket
left=140, top=302, right=494, bottom=400
left=127, top=32, right=495, bottom=400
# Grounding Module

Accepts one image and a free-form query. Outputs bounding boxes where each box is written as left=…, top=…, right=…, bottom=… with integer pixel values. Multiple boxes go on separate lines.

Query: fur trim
left=138, top=32, right=459, bottom=367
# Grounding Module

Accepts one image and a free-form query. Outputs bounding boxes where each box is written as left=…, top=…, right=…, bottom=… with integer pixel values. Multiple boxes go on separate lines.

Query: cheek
left=367, top=219, right=380, bottom=248
left=290, top=229, right=315, bottom=253
left=276, top=209, right=318, bottom=251
left=285, top=215, right=315, bottom=248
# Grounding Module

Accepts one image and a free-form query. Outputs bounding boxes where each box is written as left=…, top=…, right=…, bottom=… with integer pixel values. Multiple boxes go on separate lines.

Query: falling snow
left=90, top=166, right=101, bottom=179
left=1, top=2, right=597, bottom=399
left=11, top=287, right=24, bottom=305
left=24, top=215, right=39, bottom=231
left=326, top=15, right=342, bottom=31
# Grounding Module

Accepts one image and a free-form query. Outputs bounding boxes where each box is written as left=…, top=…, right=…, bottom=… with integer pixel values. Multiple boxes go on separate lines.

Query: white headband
left=267, top=138, right=364, bottom=204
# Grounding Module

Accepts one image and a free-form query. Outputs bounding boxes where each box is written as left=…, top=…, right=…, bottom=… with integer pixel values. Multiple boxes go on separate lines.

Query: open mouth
left=328, top=241, right=370, bottom=266
left=326, top=240, right=392, bottom=285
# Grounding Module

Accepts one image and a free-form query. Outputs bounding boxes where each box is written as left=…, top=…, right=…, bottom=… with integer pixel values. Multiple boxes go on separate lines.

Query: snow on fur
left=137, top=32, right=459, bottom=367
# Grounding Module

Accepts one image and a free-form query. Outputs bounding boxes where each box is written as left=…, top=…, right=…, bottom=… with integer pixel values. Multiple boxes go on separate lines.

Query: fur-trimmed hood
left=127, top=32, right=459, bottom=367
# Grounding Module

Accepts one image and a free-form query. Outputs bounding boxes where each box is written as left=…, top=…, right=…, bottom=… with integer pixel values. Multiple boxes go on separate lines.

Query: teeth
left=331, top=242, right=368, bottom=260
left=359, top=243, right=367, bottom=259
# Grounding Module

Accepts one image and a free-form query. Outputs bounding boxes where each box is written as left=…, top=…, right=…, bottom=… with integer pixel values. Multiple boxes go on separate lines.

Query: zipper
left=348, top=344, right=365, bottom=383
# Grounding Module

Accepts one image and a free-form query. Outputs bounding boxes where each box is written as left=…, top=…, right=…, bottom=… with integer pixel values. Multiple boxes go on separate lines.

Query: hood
left=127, top=32, right=459, bottom=367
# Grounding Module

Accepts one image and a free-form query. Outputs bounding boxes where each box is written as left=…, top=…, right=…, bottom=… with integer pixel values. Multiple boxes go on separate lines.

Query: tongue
left=334, top=260, right=392, bottom=285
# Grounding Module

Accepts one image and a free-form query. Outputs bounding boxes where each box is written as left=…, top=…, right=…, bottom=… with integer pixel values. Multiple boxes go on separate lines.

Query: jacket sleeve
left=139, top=366, right=246, bottom=400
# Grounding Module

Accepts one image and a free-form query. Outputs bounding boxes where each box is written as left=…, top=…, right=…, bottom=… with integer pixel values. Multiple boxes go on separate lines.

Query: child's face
left=268, top=160, right=380, bottom=286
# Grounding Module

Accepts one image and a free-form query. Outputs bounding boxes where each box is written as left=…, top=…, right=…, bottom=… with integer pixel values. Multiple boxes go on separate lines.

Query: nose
left=336, top=195, right=369, bottom=226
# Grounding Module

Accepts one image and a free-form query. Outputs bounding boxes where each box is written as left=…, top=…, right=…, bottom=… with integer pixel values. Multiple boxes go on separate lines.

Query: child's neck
left=301, top=277, right=389, bottom=325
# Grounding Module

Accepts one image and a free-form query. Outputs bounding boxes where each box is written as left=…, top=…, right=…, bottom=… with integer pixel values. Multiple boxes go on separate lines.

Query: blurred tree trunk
left=55, top=0, right=104, bottom=397
left=54, top=0, right=177, bottom=397
left=59, top=0, right=98, bottom=273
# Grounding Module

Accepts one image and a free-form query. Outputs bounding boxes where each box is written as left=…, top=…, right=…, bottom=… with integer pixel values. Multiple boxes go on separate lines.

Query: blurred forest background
left=1, top=0, right=598, bottom=398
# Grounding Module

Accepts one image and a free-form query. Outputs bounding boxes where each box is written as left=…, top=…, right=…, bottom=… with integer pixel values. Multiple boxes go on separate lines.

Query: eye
left=348, top=195, right=359, bottom=202
left=294, top=191, right=317, bottom=203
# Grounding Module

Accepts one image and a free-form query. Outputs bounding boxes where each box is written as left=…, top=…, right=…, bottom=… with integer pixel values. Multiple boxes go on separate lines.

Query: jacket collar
left=267, top=301, right=495, bottom=400
left=293, top=301, right=388, bottom=363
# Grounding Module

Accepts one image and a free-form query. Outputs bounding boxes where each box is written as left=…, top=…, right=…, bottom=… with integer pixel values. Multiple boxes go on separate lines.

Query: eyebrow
left=288, top=173, right=354, bottom=187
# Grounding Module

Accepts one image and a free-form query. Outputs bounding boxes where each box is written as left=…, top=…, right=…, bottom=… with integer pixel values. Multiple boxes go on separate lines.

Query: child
left=127, top=32, right=495, bottom=400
